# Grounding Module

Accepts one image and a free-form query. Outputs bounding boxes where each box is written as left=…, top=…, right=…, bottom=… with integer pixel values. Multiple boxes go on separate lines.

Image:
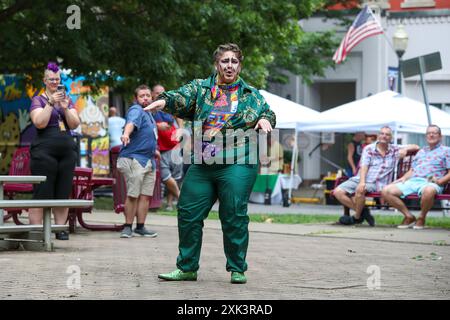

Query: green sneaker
left=158, top=269, right=197, bottom=281
left=230, top=272, right=247, bottom=284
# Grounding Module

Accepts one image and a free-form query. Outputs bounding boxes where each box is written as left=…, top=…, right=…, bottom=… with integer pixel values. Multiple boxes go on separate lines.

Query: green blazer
left=159, top=74, right=276, bottom=164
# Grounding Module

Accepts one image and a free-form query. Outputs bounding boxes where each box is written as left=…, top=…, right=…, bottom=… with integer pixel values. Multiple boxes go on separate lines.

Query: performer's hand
left=144, top=100, right=166, bottom=112
left=254, top=119, right=272, bottom=133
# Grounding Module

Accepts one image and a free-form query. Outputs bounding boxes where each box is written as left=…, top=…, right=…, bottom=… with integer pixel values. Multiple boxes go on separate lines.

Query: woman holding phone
left=28, top=62, right=80, bottom=240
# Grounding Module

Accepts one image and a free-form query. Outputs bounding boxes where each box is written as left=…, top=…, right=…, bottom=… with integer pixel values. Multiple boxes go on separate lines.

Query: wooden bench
left=0, top=199, right=92, bottom=251
left=333, top=150, right=450, bottom=215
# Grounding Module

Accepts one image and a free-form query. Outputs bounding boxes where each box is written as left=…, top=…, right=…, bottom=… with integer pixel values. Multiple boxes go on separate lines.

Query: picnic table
left=0, top=199, right=93, bottom=251
left=69, top=167, right=120, bottom=232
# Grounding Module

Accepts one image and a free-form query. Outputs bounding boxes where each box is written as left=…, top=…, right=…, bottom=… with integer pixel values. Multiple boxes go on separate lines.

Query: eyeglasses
left=426, top=132, right=440, bottom=136
left=46, top=78, right=60, bottom=82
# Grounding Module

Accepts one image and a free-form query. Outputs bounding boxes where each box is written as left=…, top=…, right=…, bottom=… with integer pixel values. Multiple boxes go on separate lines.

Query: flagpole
left=368, top=5, right=396, bottom=55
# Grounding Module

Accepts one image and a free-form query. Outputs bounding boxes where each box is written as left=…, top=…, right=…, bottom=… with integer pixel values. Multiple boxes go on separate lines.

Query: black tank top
left=351, top=140, right=363, bottom=165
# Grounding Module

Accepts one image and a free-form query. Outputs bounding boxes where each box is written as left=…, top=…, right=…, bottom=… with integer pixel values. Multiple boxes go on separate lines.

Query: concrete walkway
left=0, top=209, right=449, bottom=300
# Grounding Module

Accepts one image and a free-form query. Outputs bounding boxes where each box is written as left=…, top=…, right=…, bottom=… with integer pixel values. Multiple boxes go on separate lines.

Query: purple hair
left=47, top=62, right=59, bottom=73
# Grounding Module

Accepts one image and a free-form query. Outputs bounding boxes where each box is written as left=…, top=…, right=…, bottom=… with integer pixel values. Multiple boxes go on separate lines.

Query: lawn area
left=93, top=196, right=450, bottom=229
left=154, top=209, right=450, bottom=229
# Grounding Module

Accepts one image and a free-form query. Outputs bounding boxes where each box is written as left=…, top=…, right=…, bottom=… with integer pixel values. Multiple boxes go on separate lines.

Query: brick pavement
left=0, top=212, right=449, bottom=300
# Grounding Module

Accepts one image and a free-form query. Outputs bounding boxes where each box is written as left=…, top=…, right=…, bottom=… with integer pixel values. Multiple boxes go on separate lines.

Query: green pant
left=176, top=164, right=258, bottom=273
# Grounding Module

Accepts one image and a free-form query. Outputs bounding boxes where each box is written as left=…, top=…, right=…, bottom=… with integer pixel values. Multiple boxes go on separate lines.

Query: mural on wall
left=0, top=75, right=38, bottom=174
left=65, top=74, right=110, bottom=175
left=0, top=74, right=110, bottom=175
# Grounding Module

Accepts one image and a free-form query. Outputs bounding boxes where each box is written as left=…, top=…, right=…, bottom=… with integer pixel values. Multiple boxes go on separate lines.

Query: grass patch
left=154, top=210, right=450, bottom=229
left=92, top=197, right=450, bottom=229
left=93, top=197, right=115, bottom=210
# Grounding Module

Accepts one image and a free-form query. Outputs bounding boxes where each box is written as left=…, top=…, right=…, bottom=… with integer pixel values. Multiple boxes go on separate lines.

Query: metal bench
left=0, top=175, right=47, bottom=225
left=0, top=199, right=93, bottom=251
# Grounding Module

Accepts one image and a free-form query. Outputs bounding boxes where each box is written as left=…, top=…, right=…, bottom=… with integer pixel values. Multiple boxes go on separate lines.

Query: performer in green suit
left=145, top=43, right=276, bottom=284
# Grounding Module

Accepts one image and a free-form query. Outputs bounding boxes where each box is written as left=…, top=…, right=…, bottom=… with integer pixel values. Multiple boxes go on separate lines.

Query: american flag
left=333, top=5, right=384, bottom=64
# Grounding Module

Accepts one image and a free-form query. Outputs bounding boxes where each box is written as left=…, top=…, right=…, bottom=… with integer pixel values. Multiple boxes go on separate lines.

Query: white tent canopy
left=259, top=90, right=320, bottom=129
left=259, top=90, right=318, bottom=202
left=297, top=90, right=450, bottom=135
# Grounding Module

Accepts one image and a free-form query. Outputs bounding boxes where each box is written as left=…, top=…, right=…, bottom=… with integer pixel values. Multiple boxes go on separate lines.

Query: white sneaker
left=397, top=217, right=416, bottom=229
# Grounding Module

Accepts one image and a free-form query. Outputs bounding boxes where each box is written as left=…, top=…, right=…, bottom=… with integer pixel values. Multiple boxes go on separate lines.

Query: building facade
left=269, top=0, right=450, bottom=181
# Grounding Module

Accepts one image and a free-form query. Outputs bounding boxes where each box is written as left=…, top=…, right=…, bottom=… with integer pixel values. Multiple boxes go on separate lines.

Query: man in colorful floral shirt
left=383, top=125, right=450, bottom=229
left=144, top=43, right=275, bottom=284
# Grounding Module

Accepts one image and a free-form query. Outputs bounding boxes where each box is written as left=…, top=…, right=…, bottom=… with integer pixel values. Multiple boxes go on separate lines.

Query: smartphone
left=57, top=84, right=65, bottom=96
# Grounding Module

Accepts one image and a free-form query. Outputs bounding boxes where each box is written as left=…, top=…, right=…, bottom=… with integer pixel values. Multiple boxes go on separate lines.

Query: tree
left=0, top=0, right=345, bottom=92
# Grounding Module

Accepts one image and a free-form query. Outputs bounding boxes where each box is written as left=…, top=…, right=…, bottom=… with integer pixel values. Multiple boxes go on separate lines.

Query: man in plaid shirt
left=334, top=126, right=419, bottom=226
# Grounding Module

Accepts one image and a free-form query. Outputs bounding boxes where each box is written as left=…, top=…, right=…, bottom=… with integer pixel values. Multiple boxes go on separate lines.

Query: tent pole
left=288, top=127, right=298, bottom=204
left=393, top=126, right=399, bottom=190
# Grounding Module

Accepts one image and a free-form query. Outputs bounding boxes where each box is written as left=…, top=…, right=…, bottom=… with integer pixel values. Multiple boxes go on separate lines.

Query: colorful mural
left=0, top=74, right=110, bottom=175
left=65, top=74, right=110, bottom=175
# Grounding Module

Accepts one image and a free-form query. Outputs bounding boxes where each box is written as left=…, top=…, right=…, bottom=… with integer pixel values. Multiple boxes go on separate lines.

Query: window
left=401, top=0, right=435, bottom=9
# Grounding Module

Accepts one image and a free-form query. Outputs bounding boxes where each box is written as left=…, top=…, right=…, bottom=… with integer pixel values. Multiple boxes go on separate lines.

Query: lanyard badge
left=58, top=114, right=66, bottom=131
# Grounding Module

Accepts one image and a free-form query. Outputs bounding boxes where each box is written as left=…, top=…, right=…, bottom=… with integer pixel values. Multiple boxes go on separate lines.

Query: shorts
left=337, top=177, right=377, bottom=194
left=395, top=177, right=443, bottom=198
left=117, top=157, right=156, bottom=198
left=160, top=148, right=183, bottom=182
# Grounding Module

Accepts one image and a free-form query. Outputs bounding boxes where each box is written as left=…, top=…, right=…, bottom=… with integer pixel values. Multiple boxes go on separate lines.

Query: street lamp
left=392, top=24, right=409, bottom=93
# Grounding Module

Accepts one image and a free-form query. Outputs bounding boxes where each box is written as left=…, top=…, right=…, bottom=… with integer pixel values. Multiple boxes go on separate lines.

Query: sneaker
left=158, top=269, right=197, bottom=281
left=397, top=216, right=416, bottom=229
left=413, top=217, right=426, bottom=230
left=230, top=272, right=247, bottom=284
left=361, top=208, right=375, bottom=227
left=133, top=227, right=158, bottom=238
left=120, top=225, right=133, bottom=238
left=165, top=205, right=174, bottom=211
left=55, top=231, right=69, bottom=240
left=339, top=215, right=355, bottom=225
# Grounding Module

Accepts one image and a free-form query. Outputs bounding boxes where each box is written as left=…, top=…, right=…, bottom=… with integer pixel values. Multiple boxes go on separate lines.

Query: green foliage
left=0, top=0, right=342, bottom=92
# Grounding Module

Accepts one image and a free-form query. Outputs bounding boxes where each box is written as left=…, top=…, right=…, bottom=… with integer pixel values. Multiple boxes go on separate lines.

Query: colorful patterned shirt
left=357, top=142, right=400, bottom=190
left=411, top=143, right=450, bottom=179
left=159, top=74, right=276, bottom=164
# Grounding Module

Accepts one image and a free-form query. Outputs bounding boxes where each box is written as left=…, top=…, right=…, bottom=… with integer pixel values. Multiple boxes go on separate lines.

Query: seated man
left=334, top=126, right=419, bottom=226
left=382, top=125, right=450, bottom=230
